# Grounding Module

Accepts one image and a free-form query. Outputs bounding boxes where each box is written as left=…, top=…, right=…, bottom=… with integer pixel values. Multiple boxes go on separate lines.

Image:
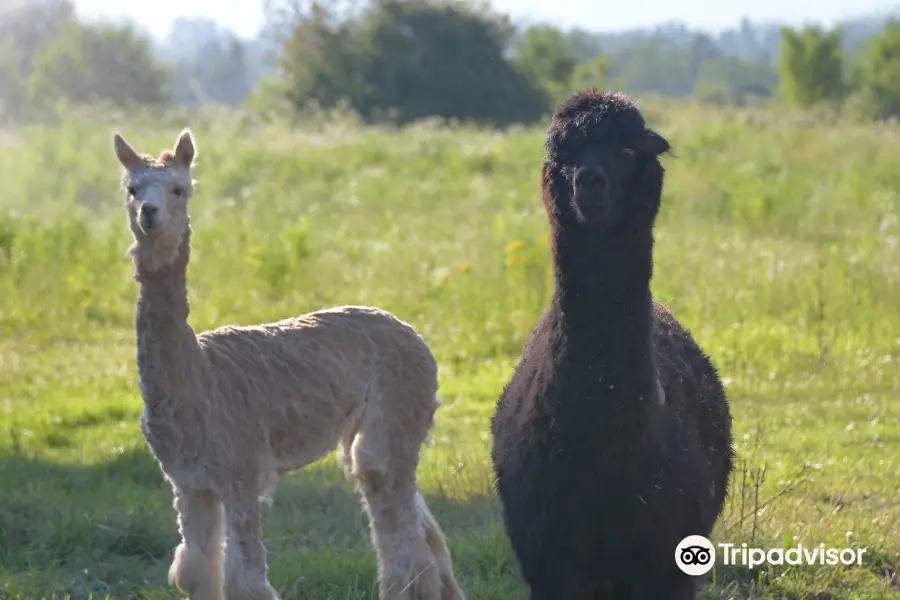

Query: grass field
left=0, top=102, right=898, bottom=599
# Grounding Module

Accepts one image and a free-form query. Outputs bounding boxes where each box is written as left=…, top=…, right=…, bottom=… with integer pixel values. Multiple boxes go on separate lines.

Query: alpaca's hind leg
left=168, top=488, right=226, bottom=600
left=356, top=470, right=442, bottom=600
left=345, top=423, right=442, bottom=600
left=222, top=494, right=280, bottom=600
left=415, top=493, right=465, bottom=600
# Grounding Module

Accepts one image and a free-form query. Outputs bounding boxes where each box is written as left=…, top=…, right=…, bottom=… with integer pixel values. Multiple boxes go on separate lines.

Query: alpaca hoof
left=169, top=543, right=225, bottom=600
left=225, top=571, right=280, bottom=600
left=380, top=567, right=443, bottom=600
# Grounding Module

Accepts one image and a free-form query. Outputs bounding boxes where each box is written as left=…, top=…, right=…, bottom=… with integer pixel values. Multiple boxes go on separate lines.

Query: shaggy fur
left=489, top=90, right=734, bottom=600
left=112, top=130, right=465, bottom=600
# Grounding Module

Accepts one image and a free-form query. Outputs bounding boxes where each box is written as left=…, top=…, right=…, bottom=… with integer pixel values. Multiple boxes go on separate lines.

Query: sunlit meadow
left=0, top=101, right=898, bottom=599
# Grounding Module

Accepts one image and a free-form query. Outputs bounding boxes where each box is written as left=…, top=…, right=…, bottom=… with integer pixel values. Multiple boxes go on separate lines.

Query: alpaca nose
left=139, top=204, right=159, bottom=229
left=574, top=166, right=607, bottom=189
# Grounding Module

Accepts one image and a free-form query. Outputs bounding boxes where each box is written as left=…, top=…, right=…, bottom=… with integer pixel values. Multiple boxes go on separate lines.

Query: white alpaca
left=112, top=129, right=465, bottom=600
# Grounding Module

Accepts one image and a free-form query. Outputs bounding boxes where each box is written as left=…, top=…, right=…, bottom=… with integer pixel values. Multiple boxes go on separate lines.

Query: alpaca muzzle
left=139, top=204, right=160, bottom=233
left=572, top=165, right=611, bottom=222
left=574, top=165, right=607, bottom=190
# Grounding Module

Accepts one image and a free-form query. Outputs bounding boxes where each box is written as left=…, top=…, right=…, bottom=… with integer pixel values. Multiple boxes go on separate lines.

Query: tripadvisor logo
left=675, top=535, right=868, bottom=575
left=675, top=535, right=716, bottom=576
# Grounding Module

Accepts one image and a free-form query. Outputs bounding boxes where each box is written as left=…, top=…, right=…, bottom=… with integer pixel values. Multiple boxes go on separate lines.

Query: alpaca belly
left=588, top=449, right=713, bottom=554
left=268, top=395, right=364, bottom=474
left=271, top=440, right=336, bottom=475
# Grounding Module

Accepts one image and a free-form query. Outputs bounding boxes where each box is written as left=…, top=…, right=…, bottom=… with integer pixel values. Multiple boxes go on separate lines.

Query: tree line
left=0, top=0, right=261, bottom=117
left=1, top=0, right=899, bottom=125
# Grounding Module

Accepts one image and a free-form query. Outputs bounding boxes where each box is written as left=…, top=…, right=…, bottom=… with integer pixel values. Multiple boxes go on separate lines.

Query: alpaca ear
left=113, top=133, right=143, bottom=170
left=172, top=128, right=196, bottom=169
left=639, top=128, right=670, bottom=156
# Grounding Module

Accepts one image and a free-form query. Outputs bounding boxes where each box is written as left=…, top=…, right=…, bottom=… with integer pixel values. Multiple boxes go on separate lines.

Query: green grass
left=0, top=102, right=898, bottom=599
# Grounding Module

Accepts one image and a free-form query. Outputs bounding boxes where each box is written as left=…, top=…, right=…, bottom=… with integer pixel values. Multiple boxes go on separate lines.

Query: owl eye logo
left=675, top=535, right=716, bottom=576
left=680, top=546, right=712, bottom=565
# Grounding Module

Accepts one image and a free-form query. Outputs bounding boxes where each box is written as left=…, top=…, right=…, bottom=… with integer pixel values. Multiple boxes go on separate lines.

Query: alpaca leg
left=222, top=495, right=280, bottom=600
left=168, top=488, right=226, bottom=600
left=415, top=493, right=465, bottom=600
left=345, top=418, right=443, bottom=600
left=356, top=469, right=442, bottom=600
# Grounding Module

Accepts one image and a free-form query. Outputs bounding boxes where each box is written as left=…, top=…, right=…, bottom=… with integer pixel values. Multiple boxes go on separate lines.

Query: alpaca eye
left=173, top=187, right=185, bottom=198
left=126, top=187, right=136, bottom=197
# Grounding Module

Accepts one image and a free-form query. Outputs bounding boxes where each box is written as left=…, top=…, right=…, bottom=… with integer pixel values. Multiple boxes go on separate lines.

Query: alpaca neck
left=551, top=225, right=656, bottom=388
left=132, top=226, right=202, bottom=411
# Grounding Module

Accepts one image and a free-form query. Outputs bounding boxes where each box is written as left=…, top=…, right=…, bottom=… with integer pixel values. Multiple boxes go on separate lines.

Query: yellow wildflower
left=506, top=240, right=524, bottom=253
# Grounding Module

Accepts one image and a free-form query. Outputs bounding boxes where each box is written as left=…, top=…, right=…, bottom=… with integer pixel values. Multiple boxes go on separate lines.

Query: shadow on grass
left=3, top=450, right=892, bottom=600
left=0, top=449, right=526, bottom=600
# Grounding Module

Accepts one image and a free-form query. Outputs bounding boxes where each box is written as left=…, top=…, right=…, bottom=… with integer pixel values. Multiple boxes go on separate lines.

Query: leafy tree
left=778, top=26, right=846, bottom=108
left=277, top=1, right=368, bottom=114
left=687, top=34, right=723, bottom=83
left=853, top=20, right=900, bottom=119
left=564, top=28, right=604, bottom=63
left=215, top=38, right=254, bottom=105
left=27, top=20, right=171, bottom=108
left=273, top=0, right=549, bottom=126
left=0, top=41, right=26, bottom=118
left=569, top=56, right=607, bottom=94
left=161, top=18, right=258, bottom=107
left=359, top=0, right=549, bottom=125
left=0, top=0, right=75, bottom=76
left=514, top=25, right=578, bottom=105
left=697, top=56, right=777, bottom=97
left=173, top=35, right=253, bottom=106
left=604, top=37, right=695, bottom=95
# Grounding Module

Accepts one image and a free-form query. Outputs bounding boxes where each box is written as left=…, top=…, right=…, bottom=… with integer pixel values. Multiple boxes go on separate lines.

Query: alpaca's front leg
left=169, top=488, right=226, bottom=600
left=223, top=495, right=280, bottom=600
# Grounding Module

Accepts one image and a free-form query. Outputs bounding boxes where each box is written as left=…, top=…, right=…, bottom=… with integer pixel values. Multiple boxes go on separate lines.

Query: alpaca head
left=113, top=129, right=196, bottom=270
left=541, top=89, right=670, bottom=235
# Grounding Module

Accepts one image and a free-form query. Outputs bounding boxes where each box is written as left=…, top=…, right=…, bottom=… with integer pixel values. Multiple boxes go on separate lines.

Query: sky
left=71, top=0, right=900, bottom=40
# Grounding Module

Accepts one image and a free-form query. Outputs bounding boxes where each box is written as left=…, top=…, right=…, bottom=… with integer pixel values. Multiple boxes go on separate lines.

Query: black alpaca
left=490, top=90, right=734, bottom=600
